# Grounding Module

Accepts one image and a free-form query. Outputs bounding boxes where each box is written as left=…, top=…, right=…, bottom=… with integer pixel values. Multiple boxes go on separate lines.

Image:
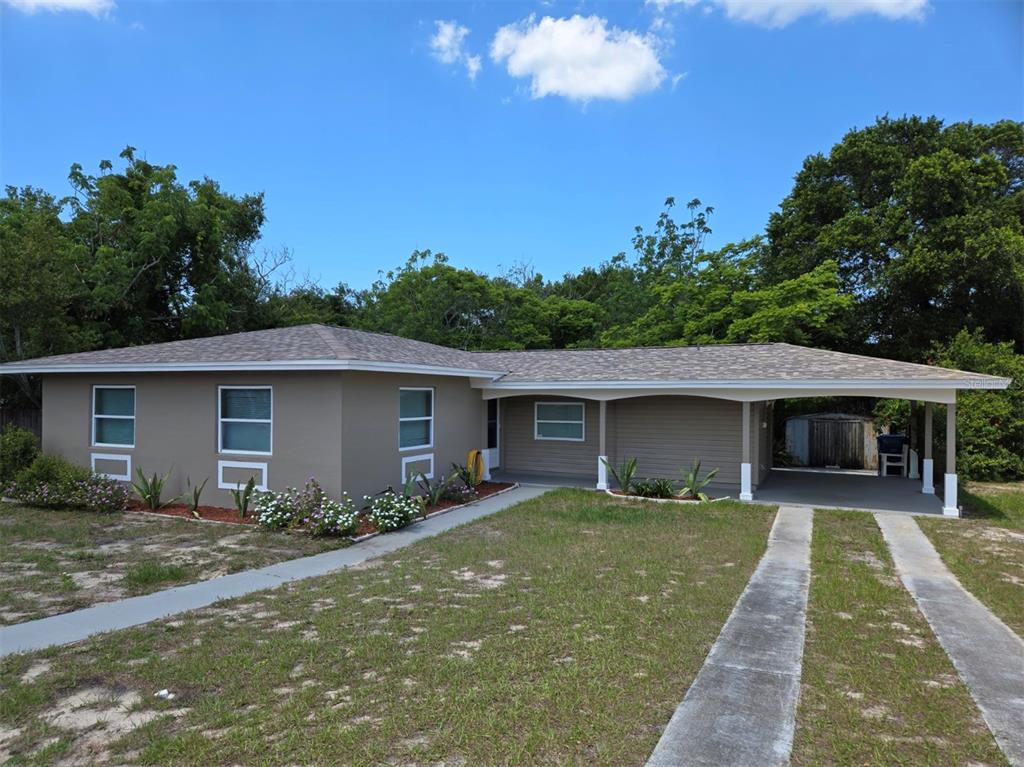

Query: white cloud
left=490, top=15, right=666, bottom=103
left=647, top=0, right=928, bottom=27
left=1, top=0, right=113, bottom=14
left=430, top=19, right=481, bottom=80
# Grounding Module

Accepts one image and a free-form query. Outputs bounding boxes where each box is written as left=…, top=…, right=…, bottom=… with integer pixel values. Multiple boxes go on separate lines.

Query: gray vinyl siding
left=500, top=394, right=746, bottom=486
left=609, top=396, right=743, bottom=486
left=501, top=396, right=600, bottom=478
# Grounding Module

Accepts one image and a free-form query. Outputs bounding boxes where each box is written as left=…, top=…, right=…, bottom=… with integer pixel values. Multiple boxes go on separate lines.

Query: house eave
left=0, top=360, right=509, bottom=379
left=474, top=377, right=1010, bottom=391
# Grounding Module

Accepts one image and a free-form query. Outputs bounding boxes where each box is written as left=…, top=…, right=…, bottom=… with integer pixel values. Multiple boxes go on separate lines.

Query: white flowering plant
left=365, top=491, right=420, bottom=532
left=307, top=493, right=359, bottom=537
left=254, top=489, right=298, bottom=530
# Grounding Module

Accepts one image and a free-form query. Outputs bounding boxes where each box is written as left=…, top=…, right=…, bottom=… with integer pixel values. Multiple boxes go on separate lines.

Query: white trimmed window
left=399, top=388, right=433, bottom=450
left=535, top=401, right=585, bottom=442
left=219, top=386, right=272, bottom=455
left=92, top=386, right=136, bottom=447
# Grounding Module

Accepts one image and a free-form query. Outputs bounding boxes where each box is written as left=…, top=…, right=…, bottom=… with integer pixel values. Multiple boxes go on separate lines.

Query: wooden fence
left=0, top=408, right=42, bottom=439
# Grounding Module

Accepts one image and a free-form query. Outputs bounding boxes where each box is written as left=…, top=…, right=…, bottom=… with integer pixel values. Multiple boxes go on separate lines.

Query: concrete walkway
left=876, top=513, right=1024, bottom=766
left=647, top=505, right=813, bottom=767
left=0, top=485, right=548, bottom=658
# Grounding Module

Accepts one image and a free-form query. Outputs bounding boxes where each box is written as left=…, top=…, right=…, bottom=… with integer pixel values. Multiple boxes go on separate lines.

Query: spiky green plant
left=602, top=456, right=638, bottom=494
left=680, top=459, right=719, bottom=501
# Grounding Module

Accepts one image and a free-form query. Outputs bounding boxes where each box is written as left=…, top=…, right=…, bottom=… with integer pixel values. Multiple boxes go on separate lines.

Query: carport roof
left=0, top=324, right=1011, bottom=390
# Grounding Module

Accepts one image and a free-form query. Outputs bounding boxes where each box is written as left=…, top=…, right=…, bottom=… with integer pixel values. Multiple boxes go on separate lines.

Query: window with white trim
left=219, top=386, right=272, bottom=454
left=399, top=388, right=433, bottom=450
left=535, top=401, right=585, bottom=442
left=92, top=386, right=135, bottom=447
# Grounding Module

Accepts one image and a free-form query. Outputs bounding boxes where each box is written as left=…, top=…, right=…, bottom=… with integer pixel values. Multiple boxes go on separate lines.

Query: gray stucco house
left=0, top=324, right=1010, bottom=515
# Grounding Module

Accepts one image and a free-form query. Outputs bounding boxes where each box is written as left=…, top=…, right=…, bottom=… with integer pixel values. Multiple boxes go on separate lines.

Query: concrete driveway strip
left=876, top=513, right=1024, bottom=767
left=0, top=485, right=549, bottom=658
left=646, top=505, right=813, bottom=767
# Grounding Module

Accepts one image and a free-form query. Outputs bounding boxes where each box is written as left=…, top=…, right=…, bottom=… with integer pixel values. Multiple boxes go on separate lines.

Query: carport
left=474, top=343, right=1011, bottom=517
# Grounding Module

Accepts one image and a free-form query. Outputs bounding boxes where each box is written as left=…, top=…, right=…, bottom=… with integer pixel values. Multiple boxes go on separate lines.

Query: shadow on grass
left=960, top=487, right=1024, bottom=528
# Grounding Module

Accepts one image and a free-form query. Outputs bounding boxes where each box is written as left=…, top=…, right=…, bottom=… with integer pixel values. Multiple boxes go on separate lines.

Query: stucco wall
left=339, top=371, right=486, bottom=503
left=41, top=372, right=343, bottom=507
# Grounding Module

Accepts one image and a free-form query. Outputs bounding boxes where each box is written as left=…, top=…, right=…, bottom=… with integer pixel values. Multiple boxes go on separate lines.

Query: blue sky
left=2, top=0, right=1021, bottom=290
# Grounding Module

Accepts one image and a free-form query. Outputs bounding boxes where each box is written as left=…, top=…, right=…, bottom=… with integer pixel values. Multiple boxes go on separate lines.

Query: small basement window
left=219, top=387, right=272, bottom=454
left=535, top=401, right=585, bottom=442
left=92, top=386, right=135, bottom=447
left=399, top=388, right=433, bottom=450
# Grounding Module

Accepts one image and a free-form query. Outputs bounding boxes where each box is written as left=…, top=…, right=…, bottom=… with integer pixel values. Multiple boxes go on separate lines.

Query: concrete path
left=0, top=485, right=548, bottom=658
left=876, top=513, right=1024, bottom=766
left=647, top=505, right=813, bottom=767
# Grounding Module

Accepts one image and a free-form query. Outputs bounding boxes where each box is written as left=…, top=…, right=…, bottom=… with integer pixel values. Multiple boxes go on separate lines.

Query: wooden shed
left=784, top=413, right=879, bottom=470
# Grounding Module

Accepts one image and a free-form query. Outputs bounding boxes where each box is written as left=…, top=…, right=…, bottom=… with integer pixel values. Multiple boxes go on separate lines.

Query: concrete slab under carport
left=754, top=468, right=944, bottom=515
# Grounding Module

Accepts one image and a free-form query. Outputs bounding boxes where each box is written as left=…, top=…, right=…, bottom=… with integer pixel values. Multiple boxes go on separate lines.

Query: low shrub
left=0, top=426, right=39, bottom=484
left=254, top=478, right=360, bottom=537
left=7, top=470, right=130, bottom=514
left=254, top=489, right=298, bottom=530
left=441, top=483, right=477, bottom=505
left=307, top=494, right=359, bottom=537
left=365, top=491, right=420, bottom=532
left=632, top=477, right=676, bottom=499
left=14, top=453, right=90, bottom=489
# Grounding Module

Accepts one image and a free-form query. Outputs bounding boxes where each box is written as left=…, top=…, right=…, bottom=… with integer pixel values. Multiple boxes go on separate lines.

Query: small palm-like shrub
left=230, top=477, right=257, bottom=519
left=365, top=491, right=420, bottom=532
left=633, top=477, right=676, bottom=499
left=602, top=457, right=638, bottom=494
left=185, top=476, right=208, bottom=518
left=680, top=459, right=719, bottom=501
left=132, top=467, right=176, bottom=510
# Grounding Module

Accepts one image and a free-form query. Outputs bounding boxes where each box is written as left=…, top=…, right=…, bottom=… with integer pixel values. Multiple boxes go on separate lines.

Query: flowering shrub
left=365, top=491, right=420, bottom=532
left=255, top=478, right=360, bottom=537
left=441, top=483, right=477, bottom=505
left=307, top=494, right=359, bottom=537
left=254, top=489, right=298, bottom=530
left=6, top=473, right=130, bottom=514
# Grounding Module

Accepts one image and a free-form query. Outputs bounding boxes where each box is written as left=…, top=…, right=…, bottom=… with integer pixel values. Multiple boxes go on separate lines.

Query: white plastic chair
left=879, top=445, right=908, bottom=477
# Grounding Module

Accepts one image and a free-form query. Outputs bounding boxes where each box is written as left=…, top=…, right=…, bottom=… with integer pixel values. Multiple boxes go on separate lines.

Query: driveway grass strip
left=918, top=486, right=1024, bottom=636
left=790, top=509, right=1008, bottom=767
left=0, top=489, right=774, bottom=767
left=0, top=505, right=349, bottom=625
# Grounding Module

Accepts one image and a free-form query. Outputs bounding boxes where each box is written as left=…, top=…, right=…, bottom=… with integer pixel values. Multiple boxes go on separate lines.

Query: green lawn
left=0, top=490, right=775, bottom=766
left=918, top=483, right=1024, bottom=636
left=791, top=509, right=1007, bottom=767
left=0, top=504, right=348, bottom=625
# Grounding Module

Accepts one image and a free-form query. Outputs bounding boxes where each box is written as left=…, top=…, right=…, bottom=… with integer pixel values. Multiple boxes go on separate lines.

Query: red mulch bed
left=124, top=481, right=516, bottom=532
left=126, top=500, right=255, bottom=524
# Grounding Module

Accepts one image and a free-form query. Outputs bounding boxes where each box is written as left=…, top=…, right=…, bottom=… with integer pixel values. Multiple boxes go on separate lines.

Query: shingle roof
left=0, top=324, right=1010, bottom=388
left=0, top=325, right=495, bottom=373
left=475, top=343, right=1007, bottom=384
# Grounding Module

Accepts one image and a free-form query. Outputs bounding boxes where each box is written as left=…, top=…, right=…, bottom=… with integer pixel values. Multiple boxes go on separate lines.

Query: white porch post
left=596, top=400, right=608, bottom=491
left=922, top=402, right=934, bottom=494
left=740, top=401, right=753, bottom=501
left=943, top=399, right=958, bottom=516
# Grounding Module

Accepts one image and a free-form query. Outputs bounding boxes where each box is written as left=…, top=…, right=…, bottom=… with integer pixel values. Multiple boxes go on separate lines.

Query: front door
left=485, top=399, right=500, bottom=469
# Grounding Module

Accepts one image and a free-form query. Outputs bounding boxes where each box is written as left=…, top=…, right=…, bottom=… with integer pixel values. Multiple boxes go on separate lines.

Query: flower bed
left=604, top=489, right=730, bottom=504
left=124, top=480, right=516, bottom=533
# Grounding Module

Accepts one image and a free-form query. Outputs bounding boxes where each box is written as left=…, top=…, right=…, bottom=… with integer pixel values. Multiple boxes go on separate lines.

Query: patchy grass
left=791, top=509, right=1007, bottom=766
left=123, top=562, right=190, bottom=591
left=0, top=489, right=776, bottom=766
left=918, top=483, right=1024, bottom=636
left=0, top=505, right=349, bottom=625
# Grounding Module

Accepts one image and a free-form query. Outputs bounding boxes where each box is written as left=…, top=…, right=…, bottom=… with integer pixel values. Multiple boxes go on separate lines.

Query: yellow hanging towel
left=466, top=449, right=485, bottom=485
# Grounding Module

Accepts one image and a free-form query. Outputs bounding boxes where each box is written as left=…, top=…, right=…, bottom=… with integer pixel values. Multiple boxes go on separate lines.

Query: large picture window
left=92, top=386, right=135, bottom=447
left=399, top=388, right=433, bottom=450
left=534, top=401, right=585, bottom=442
left=219, top=386, right=272, bottom=455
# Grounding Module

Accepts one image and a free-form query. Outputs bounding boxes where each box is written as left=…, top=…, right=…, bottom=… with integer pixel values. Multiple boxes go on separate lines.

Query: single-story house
left=0, top=324, right=1011, bottom=516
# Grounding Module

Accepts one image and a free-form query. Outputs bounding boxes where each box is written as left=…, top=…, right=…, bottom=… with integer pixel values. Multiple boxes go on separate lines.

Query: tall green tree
left=763, top=116, right=1024, bottom=359
left=63, top=146, right=267, bottom=346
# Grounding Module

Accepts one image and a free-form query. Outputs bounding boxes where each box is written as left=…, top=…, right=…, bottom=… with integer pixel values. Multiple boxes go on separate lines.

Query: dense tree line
left=2, top=118, right=1022, bottom=477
